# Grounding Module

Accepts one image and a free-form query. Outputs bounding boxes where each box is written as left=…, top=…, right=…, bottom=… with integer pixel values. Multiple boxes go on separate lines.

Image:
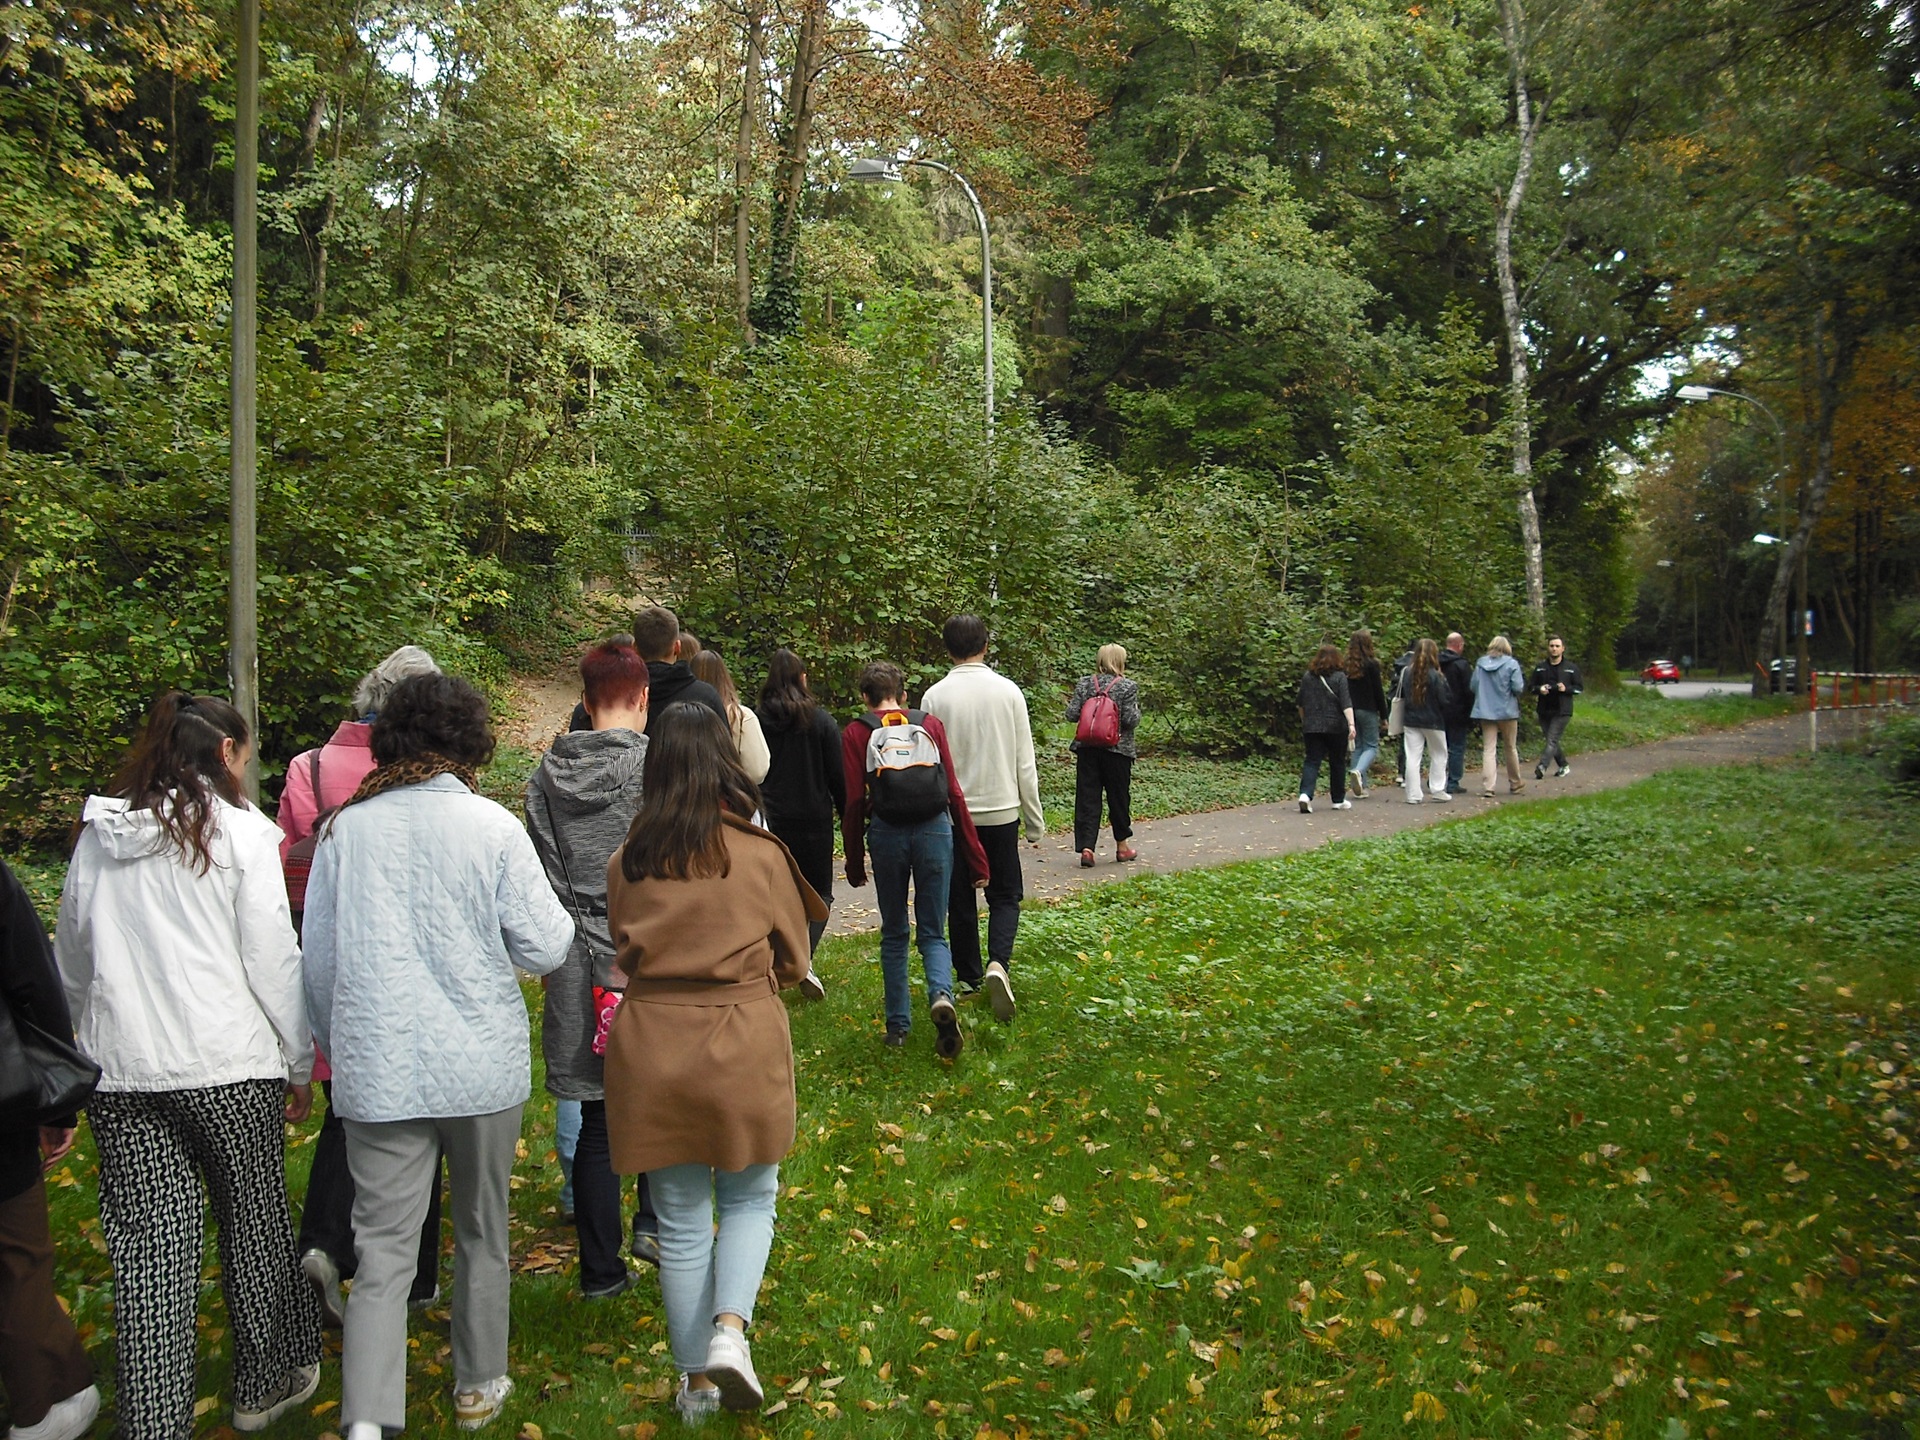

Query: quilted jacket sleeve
left=232, top=812, right=314, bottom=1084
left=302, top=831, right=339, bottom=1058
left=497, top=823, right=574, bottom=978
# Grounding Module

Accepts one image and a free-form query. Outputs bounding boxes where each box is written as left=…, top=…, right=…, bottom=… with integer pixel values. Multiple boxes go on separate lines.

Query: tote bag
left=0, top=996, right=99, bottom=1127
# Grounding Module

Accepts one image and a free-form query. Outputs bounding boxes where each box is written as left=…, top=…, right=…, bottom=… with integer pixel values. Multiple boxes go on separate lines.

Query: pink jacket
left=277, top=722, right=377, bottom=862
left=276, top=720, right=377, bottom=1083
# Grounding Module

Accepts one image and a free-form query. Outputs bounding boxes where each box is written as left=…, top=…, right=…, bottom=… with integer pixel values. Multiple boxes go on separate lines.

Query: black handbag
left=0, top=997, right=100, bottom=1127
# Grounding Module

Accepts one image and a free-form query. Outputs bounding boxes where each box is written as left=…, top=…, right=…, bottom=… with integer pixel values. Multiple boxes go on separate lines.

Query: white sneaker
left=704, top=1325, right=763, bottom=1412
left=984, top=963, right=1017, bottom=1023
left=10, top=1384, right=100, bottom=1440
left=1298, top=793, right=1313, bottom=814
left=301, top=1247, right=345, bottom=1328
left=675, top=1376, right=722, bottom=1427
left=234, top=1363, right=319, bottom=1431
left=1331, top=800, right=1352, bottom=811
left=799, top=972, right=827, bottom=1002
left=1427, top=790, right=1452, bottom=803
left=454, top=1375, right=514, bottom=1430
left=346, top=1424, right=383, bottom=1440
left=1406, top=794, right=1423, bottom=805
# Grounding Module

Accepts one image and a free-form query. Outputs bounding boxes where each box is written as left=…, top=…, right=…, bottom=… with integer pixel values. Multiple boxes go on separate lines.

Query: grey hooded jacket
left=525, top=728, right=647, bottom=1102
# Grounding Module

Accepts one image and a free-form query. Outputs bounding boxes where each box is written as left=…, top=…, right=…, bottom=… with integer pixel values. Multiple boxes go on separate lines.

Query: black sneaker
left=931, top=995, right=963, bottom=1059
left=631, top=1231, right=661, bottom=1268
left=1534, top=763, right=1545, bottom=780
left=884, top=1027, right=908, bottom=1048
left=583, top=1271, right=636, bottom=1300
left=1556, top=765, right=1571, bottom=778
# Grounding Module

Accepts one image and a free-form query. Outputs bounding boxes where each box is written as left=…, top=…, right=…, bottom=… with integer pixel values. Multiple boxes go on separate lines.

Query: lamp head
left=1753, top=533, right=1781, bottom=545
left=849, top=157, right=904, bottom=184
left=1676, top=385, right=1713, bottom=401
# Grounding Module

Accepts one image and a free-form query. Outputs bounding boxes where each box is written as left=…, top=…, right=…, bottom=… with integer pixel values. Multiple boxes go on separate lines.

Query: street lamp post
left=850, top=156, right=993, bottom=434
left=1676, top=384, right=1801, bottom=696
left=231, top=0, right=260, bottom=801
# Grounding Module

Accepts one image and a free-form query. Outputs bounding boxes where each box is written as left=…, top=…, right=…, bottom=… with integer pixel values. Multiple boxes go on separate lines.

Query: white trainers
left=984, top=963, right=1017, bottom=1023
left=703, top=1325, right=763, bottom=1412
left=234, top=1363, right=319, bottom=1431
left=1331, top=800, right=1352, bottom=811
left=301, top=1247, right=345, bottom=1328
left=454, top=1375, right=514, bottom=1430
left=675, top=1376, right=723, bottom=1427
left=1427, top=790, right=1452, bottom=803
left=10, top=1384, right=100, bottom=1440
left=1297, top=793, right=1313, bottom=814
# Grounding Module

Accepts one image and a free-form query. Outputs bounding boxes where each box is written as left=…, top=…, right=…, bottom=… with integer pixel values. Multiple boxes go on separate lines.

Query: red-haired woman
left=55, top=692, right=322, bottom=1436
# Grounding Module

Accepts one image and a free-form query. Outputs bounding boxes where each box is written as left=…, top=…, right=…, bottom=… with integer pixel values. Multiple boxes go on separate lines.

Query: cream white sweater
left=921, top=662, right=1045, bottom=839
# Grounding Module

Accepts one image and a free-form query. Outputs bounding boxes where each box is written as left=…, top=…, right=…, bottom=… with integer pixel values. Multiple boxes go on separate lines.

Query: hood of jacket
left=81, top=792, right=243, bottom=860
left=532, top=729, right=647, bottom=817
left=1477, top=654, right=1516, bottom=676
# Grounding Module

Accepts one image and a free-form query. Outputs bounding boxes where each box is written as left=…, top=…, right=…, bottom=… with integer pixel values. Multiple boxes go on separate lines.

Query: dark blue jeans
left=1444, top=720, right=1469, bottom=792
left=868, top=813, right=956, bottom=1034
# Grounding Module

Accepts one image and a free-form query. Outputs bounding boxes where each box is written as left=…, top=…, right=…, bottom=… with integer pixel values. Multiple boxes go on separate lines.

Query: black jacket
left=1437, top=649, right=1475, bottom=725
left=1396, top=663, right=1454, bottom=731
left=1349, top=658, right=1388, bottom=716
left=1297, top=668, right=1353, bottom=734
left=1530, top=659, right=1583, bottom=720
left=569, top=662, right=727, bottom=733
left=2, top=858, right=78, bottom=1201
left=759, top=704, right=846, bottom=832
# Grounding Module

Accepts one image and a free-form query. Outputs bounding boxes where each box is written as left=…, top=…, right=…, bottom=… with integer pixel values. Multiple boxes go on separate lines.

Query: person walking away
left=278, top=645, right=445, bottom=1327
left=843, top=663, right=988, bottom=1058
left=1296, top=644, right=1355, bottom=814
left=1531, top=636, right=1583, bottom=778
left=526, top=641, right=662, bottom=1297
left=758, top=649, right=846, bottom=953
left=1, top=857, right=99, bottom=1440
left=689, top=650, right=771, bottom=784
left=602, top=705, right=827, bottom=1424
left=568, top=610, right=725, bottom=732
left=1344, top=631, right=1388, bottom=798
left=55, top=692, right=322, bottom=1436
left=1438, top=633, right=1474, bottom=794
left=302, top=674, right=573, bottom=1437
left=1066, top=645, right=1142, bottom=866
left=1469, top=636, right=1528, bottom=798
left=1390, top=641, right=1416, bottom=784
left=921, top=615, right=1044, bottom=1023
left=1394, top=641, right=1454, bottom=804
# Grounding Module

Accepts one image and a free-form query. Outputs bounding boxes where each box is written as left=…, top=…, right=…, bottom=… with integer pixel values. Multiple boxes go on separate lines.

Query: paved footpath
left=824, top=713, right=1818, bottom=936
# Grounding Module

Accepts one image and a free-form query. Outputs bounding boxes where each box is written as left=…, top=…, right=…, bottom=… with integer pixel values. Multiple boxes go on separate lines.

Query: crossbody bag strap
left=533, top=778, right=592, bottom=935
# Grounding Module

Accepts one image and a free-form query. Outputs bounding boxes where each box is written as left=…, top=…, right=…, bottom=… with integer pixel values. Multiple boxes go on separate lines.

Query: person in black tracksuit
left=1437, top=634, right=1475, bottom=794
left=1530, top=636, right=1583, bottom=778
left=0, top=859, right=99, bottom=1438
left=758, top=649, right=846, bottom=950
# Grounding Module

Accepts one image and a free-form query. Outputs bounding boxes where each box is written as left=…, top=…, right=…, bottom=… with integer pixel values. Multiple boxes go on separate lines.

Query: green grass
left=17, top=748, right=1917, bottom=1438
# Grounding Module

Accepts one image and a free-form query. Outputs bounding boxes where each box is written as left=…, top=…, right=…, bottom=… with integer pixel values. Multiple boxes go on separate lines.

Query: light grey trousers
left=340, top=1105, right=522, bottom=1431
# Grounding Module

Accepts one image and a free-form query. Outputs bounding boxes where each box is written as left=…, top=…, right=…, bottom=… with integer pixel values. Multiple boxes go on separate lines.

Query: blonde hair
left=1486, top=635, right=1512, bottom=657
left=1096, top=644, right=1128, bottom=676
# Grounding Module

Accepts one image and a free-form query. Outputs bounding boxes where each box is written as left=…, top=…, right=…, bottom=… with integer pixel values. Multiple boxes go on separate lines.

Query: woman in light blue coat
left=1469, top=635, right=1528, bottom=798
left=303, top=674, right=573, bottom=1438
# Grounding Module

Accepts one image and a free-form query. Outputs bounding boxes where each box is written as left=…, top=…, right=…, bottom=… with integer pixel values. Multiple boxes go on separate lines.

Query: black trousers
left=1300, top=730, right=1349, bottom=803
left=298, top=1081, right=441, bottom=1301
left=949, top=820, right=1024, bottom=985
left=1073, top=749, right=1134, bottom=853
left=770, top=822, right=834, bottom=909
left=573, top=1099, right=656, bottom=1292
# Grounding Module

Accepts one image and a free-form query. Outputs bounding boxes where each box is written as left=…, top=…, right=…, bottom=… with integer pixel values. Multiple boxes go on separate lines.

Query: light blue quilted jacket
left=302, top=775, right=573, bottom=1122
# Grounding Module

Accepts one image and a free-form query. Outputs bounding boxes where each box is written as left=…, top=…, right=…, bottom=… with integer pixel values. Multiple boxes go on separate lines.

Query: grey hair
left=353, top=645, right=441, bottom=716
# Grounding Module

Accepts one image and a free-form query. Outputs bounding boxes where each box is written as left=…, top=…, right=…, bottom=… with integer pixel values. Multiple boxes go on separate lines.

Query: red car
left=1640, top=659, right=1681, bottom=684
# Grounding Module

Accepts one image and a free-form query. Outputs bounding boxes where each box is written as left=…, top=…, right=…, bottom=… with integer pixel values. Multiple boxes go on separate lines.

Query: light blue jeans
left=1351, top=710, right=1381, bottom=788
left=555, top=1099, right=581, bottom=1214
left=648, top=1162, right=780, bottom=1372
left=867, top=813, right=955, bottom=1033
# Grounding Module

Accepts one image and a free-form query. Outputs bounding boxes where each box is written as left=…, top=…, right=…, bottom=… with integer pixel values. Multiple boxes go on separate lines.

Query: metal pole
left=906, top=159, right=992, bottom=434
left=231, top=0, right=260, bottom=801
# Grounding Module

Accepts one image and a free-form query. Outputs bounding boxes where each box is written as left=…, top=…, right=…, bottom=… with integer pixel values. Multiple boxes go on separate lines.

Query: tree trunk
left=733, top=5, right=763, bottom=343
left=312, top=97, right=345, bottom=320
left=1494, top=0, right=1550, bottom=633
left=759, top=0, right=826, bottom=336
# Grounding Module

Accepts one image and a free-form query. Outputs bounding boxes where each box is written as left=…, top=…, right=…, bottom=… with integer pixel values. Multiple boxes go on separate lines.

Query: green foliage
left=24, top=755, right=1920, bottom=1436
left=1871, top=711, right=1920, bottom=792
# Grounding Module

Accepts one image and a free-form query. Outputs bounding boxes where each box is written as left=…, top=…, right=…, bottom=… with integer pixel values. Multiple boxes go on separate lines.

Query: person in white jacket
left=688, top=648, right=771, bottom=783
left=300, top=673, right=572, bottom=1439
left=55, top=691, right=322, bottom=1438
left=920, top=615, right=1046, bottom=1023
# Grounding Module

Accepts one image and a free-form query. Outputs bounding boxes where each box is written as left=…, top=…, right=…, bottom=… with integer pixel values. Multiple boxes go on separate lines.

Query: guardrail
left=1806, top=671, right=1920, bottom=753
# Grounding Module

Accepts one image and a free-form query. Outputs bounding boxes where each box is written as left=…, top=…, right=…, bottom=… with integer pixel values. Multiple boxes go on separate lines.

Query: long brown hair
left=689, top=649, right=742, bottom=727
left=758, top=647, right=817, bottom=732
left=1345, top=629, right=1377, bottom=681
left=619, top=704, right=762, bottom=882
left=1308, top=643, right=1344, bottom=676
left=1409, top=638, right=1442, bottom=707
left=102, top=691, right=249, bottom=873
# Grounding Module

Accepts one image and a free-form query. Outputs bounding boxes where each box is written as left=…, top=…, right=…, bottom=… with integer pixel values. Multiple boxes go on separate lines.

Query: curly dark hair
left=371, top=673, right=496, bottom=769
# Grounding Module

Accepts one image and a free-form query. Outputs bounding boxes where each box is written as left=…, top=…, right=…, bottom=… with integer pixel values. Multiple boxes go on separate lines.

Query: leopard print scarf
left=325, top=753, right=478, bottom=835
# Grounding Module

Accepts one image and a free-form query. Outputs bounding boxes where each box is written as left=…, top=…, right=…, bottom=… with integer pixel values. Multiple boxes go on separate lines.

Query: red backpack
left=1074, top=676, right=1122, bottom=748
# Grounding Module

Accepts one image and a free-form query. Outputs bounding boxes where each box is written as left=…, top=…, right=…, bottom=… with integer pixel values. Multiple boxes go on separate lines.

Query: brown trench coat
left=602, top=813, right=827, bottom=1176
